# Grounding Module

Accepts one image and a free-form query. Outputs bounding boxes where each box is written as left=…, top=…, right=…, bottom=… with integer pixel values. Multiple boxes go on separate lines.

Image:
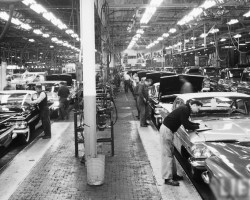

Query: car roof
left=177, top=92, right=250, bottom=102
left=0, top=90, right=36, bottom=94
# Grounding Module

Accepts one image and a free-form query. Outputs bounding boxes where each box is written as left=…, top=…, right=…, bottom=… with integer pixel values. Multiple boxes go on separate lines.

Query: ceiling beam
left=109, top=3, right=198, bottom=9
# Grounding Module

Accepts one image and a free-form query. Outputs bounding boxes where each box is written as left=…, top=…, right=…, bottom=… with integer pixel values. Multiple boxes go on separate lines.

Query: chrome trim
left=201, top=171, right=210, bottom=184
left=188, top=157, right=206, bottom=169
left=13, top=127, right=29, bottom=135
left=0, top=126, right=14, bottom=140
left=28, top=114, right=39, bottom=124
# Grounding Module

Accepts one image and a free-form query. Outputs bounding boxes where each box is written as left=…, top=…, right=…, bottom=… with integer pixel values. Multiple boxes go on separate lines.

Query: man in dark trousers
left=160, top=100, right=203, bottom=186
left=137, top=78, right=153, bottom=127
left=31, top=84, right=51, bottom=139
left=58, top=81, right=70, bottom=120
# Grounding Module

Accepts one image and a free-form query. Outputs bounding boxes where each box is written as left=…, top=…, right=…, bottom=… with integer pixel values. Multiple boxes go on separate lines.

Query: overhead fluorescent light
left=191, top=37, right=196, bottom=40
left=226, top=19, right=239, bottom=25
left=169, top=28, right=177, bottom=33
left=42, top=33, right=49, bottom=38
left=184, top=39, right=190, bottom=43
left=28, top=39, right=35, bottom=42
left=220, top=38, right=226, bottom=42
left=22, top=0, right=36, bottom=6
left=234, top=34, right=241, bottom=38
left=177, top=0, right=218, bottom=26
left=209, top=28, right=219, bottom=34
left=136, top=29, right=144, bottom=34
left=243, top=10, right=250, bottom=17
left=30, top=3, right=47, bottom=14
left=162, top=33, right=169, bottom=37
left=200, top=33, right=208, bottom=38
left=239, top=43, right=246, bottom=46
left=140, top=0, right=163, bottom=24
left=21, top=24, right=32, bottom=30
left=33, top=29, right=43, bottom=34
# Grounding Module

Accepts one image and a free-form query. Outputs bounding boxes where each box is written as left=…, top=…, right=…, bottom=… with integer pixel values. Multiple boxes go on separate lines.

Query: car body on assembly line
left=149, top=74, right=204, bottom=129
left=27, top=81, right=61, bottom=118
left=0, top=90, right=41, bottom=144
left=167, top=92, right=250, bottom=179
left=0, top=115, right=15, bottom=148
left=202, top=142, right=250, bottom=200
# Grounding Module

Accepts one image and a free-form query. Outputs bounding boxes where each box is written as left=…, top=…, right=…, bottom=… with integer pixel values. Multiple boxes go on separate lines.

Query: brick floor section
left=9, top=91, right=161, bottom=200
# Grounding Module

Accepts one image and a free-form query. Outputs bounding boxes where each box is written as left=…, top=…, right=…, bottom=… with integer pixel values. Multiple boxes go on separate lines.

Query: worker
left=3, top=78, right=15, bottom=90
left=58, top=81, right=70, bottom=120
left=137, top=78, right=153, bottom=127
left=160, top=100, right=204, bottom=186
left=30, top=84, right=51, bottom=139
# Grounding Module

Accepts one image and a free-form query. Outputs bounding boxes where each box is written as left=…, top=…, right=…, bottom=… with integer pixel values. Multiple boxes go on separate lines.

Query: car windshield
left=204, top=68, right=216, bottom=73
left=190, top=96, right=250, bottom=118
left=187, top=69, right=202, bottom=74
left=242, top=72, right=250, bottom=81
left=228, top=69, right=243, bottom=78
left=0, top=93, right=26, bottom=106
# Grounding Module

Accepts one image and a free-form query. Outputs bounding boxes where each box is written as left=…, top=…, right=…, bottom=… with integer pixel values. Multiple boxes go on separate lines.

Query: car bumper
left=188, top=157, right=206, bottom=170
left=13, top=128, right=29, bottom=135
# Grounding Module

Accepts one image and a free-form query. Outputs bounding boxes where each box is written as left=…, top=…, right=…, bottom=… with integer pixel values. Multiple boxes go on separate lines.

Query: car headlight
left=191, top=144, right=213, bottom=158
left=14, top=121, right=28, bottom=129
left=53, top=101, right=60, bottom=107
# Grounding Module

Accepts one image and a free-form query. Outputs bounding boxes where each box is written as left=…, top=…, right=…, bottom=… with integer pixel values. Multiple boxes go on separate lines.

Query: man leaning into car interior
left=160, top=100, right=205, bottom=186
left=30, top=84, right=51, bottom=139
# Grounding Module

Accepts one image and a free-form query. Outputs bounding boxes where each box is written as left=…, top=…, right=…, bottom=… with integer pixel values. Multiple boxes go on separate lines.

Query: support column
left=80, top=0, right=97, bottom=158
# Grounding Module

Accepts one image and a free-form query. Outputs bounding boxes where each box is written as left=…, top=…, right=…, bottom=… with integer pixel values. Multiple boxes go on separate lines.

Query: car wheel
left=18, top=126, right=31, bottom=145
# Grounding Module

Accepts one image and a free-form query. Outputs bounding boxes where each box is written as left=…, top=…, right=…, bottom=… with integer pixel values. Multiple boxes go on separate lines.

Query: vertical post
left=80, top=0, right=97, bottom=159
left=74, top=111, right=78, bottom=157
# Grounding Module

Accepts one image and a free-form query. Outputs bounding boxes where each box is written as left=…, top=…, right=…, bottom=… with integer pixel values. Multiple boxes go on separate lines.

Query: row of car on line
left=127, top=68, right=250, bottom=200
left=0, top=72, right=79, bottom=149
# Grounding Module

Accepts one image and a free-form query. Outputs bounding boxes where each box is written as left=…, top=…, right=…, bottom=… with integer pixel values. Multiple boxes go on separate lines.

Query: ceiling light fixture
left=33, top=29, right=43, bottom=34
left=22, top=0, right=35, bottom=6
left=169, top=28, right=177, bottom=33
left=162, top=33, right=169, bottom=37
left=234, top=34, right=241, bottom=38
left=200, top=33, right=208, bottom=38
left=42, top=33, right=49, bottom=38
left=140, top=0, right=163, bottom=24
left=177, top=0, right=219, bottom=26
left=226, top=19, right=239, bottom=25
left=243, top=10, right=250, bottom=17
left=136, top=29, right=144, bottom=34
left=30, top=3, right=47, bottom=14
left=28, top=39, right=35, bottom=42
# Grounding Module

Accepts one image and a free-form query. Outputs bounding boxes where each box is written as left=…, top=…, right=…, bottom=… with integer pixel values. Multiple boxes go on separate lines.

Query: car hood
left=159, top=75, right=204, bottom=96
left=146, top=72, right=161, bottom=85
left=205, top=142, right=250, bottom=178
left=194, top=118, right=250, bottom=142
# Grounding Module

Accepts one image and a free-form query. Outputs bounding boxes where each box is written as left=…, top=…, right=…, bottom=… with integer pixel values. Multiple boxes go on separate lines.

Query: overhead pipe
left=0, top=4, right=15, bottom=41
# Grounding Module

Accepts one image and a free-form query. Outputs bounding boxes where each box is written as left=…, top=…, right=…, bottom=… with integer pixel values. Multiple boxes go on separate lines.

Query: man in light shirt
left=30, top=84, right=51, bottom=139
left=123, top=72, right=131, bottom=93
